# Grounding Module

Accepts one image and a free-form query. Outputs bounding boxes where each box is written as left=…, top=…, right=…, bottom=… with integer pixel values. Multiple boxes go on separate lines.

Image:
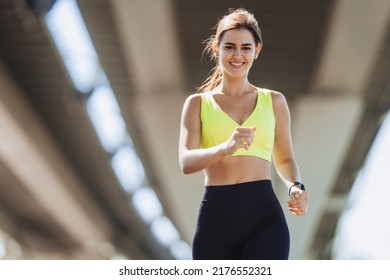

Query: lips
left=229, top=62, right=245, bottom=68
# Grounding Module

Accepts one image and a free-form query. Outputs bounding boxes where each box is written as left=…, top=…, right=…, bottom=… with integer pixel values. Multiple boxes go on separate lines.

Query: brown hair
left=197, top=8, right=263, bottom=93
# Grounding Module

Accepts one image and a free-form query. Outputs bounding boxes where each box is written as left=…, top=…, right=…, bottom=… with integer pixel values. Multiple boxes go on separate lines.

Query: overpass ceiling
left=174, top=0, right=331, bottom=98
left=0, top=0, right=389, bottom=259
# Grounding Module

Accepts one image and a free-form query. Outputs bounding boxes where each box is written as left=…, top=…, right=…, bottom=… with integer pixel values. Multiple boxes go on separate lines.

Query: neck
left=219, top=76, right=252, bottom=96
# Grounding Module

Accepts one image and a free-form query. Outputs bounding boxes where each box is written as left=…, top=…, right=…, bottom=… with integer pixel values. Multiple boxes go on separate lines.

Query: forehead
left=220, top=28, right=255, bottom=44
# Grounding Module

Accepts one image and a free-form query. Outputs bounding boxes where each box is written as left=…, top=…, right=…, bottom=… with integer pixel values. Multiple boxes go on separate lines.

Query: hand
left=287, top=187, right=309, bottom=216
left=222, top=126, right=256, bottom=155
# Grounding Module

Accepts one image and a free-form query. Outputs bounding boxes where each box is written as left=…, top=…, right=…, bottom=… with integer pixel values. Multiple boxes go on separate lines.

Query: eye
left=242, top=47, right=252, bottom=51
left=224, top=46, right=234, bottom=50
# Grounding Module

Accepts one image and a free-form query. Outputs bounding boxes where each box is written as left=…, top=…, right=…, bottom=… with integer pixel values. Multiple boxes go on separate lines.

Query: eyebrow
left=224, top=42, right=253, bottom=46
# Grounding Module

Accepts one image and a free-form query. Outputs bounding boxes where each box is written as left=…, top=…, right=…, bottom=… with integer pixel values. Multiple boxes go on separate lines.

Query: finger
left=288, top=196, right=308, bottom=206
left=235, top=137, right=250, bottom=150
left=236, top=127, right=255, bottom=134
left=240, top=136, right=253, bottom=146
left=289, top=190, right=309, bottom=202
left=237, top=135, right=247, bottom=144
left=237, top=131, right=253, bottom=139
left=289, top=205, right=306, bottom=212
left=290, top=201, right=309, bottom=211
left=234, top=134, right=244, bottom=143
left=289, top=207, right=307, bottom=216
left=296, top=208, right=308, bottom=216
left=239, top=139, right=251, bottom=149
left=293, top=211, right=306, bottom=216
left=290, top=190, right=301, bottom=199
left=287, top=199, right=308, bottom=210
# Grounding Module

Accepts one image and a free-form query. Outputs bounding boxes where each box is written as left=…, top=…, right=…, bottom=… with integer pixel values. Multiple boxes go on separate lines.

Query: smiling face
left=215, top=28, right=261, bottom=79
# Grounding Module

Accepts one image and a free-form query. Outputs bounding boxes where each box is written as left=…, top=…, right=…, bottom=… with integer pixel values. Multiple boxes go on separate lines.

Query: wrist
left=218, top=142, right=233, bottom=156
left=289, top=182, right=305, bottom=198
left=217, top=142, right=230, bottom=157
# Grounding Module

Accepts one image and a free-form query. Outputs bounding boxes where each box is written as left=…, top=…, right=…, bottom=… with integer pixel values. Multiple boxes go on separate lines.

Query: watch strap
left=289, top=182, right=305, bottom=198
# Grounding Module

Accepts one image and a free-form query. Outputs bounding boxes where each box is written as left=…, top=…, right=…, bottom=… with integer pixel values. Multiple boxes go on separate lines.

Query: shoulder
left=257, top=88, right=287, bottom=105
left=182, top=93, right=203, bottom=114
left=183, top=93, right=202, bottom=106
left=269, top=90, right=288, bottom=107
left=269, top=90, right=291, bottom=122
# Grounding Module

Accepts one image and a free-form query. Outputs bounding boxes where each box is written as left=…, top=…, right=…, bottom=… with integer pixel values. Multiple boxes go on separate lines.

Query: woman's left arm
left=272, top=91, right=309, bottom=216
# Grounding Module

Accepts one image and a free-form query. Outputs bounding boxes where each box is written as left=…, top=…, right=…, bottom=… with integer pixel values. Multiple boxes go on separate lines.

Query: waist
left=204, top=180, right=274, bottom=200
left=204, top=156, right=271, bottom=185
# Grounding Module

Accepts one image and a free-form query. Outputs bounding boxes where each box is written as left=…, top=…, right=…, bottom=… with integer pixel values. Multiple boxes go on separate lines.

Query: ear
left=213, top=44, right=219, bottom=57
left=254, top=44, right=262, bottom=59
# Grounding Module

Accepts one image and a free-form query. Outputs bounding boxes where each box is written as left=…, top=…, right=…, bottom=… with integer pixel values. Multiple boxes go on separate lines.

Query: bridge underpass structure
left=0, top=0, right=389, bottom=259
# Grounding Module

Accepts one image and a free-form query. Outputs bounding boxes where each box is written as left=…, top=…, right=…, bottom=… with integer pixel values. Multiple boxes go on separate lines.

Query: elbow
left=181, top=167, right=192, bottom=175
left=179, top=150, right=200, bottom=174
left=180, top=162, right=194, bottom=175
left=180, top=157, right=199, bottom=174
left=179, top=157, right=192, bottom=175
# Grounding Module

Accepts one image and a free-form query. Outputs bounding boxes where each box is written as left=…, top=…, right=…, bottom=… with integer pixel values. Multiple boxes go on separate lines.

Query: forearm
left=179, top=144, right=226, bottom=174
left=275, top=158, right=301, bottom=189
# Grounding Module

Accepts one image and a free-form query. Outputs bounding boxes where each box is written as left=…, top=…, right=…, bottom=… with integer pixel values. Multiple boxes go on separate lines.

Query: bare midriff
left=203, top=156, right=271, bottom=186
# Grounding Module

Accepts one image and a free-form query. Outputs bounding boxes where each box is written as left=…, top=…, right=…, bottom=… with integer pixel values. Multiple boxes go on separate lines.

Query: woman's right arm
left=179, top=94, right=256, bottom=174
left=178, top=94, right=226, bottom=174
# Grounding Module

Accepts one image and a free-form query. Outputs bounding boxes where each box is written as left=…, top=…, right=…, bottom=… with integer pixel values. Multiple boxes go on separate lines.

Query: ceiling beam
left=310, top=0, right=390, bottom=96
left=110, top=0, right=185, bottom=96
left=0, top=62, right=112, bottom=248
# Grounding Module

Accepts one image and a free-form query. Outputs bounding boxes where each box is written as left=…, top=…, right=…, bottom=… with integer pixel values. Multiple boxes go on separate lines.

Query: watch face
left=293, top=182, right=305, bottom=191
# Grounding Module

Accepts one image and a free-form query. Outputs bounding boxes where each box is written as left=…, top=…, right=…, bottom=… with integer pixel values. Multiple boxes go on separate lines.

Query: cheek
left=246, top=50, right=256, bottom=59
left=218, top=50, right=256, bottom=64
left=218, top=52, right=231, bottom=65
left=219, top=49, right=231, bottom=59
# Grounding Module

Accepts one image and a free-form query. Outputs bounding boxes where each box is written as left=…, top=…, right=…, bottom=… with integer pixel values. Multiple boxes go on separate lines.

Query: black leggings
left=192, top=180, right=289, bottom=260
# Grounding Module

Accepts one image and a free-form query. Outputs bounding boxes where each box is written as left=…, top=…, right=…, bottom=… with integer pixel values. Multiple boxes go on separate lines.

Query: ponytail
left=197, top=65, right=222, bottom=93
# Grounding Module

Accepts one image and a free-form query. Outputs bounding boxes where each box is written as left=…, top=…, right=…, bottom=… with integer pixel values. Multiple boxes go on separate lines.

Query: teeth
left=231, top=62, right=244, bottom=66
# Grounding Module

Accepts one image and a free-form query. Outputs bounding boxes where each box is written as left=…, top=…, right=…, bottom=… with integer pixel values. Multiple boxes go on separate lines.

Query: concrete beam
left=110, top=0, right=185, bottom=95
left=0, top=62, right=111, bottom=249
left=310, top=0, right=390, bottom=96
left=109, top=0, right=198, bottom=242
left=282, top=0, right=390, bottom=259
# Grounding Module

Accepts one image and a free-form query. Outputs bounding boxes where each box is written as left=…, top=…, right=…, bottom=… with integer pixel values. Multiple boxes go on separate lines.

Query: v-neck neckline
left=208, top=88, right=260, bottom=126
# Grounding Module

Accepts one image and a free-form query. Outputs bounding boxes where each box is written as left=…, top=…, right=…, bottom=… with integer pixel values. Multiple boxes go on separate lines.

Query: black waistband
left=204, top=180, right=274, bottom=200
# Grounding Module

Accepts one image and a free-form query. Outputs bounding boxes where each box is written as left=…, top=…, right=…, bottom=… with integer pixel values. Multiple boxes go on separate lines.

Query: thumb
left=250, top=126, right=257, bottom=132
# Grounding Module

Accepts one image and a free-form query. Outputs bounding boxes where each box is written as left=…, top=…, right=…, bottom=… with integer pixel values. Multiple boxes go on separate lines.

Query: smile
left=229, top=62, right=245, bottom=68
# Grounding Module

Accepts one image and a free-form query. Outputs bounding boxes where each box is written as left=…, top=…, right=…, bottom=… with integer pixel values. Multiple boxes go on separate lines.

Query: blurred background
left=0, top=0, right=389, bottom=260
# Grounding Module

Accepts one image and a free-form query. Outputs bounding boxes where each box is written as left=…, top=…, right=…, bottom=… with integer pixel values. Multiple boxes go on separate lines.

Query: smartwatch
left=289, top=182, right=305, bottom=198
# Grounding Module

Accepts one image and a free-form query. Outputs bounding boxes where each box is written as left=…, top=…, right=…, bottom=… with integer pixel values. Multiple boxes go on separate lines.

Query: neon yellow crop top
left=200, top=88, right=275, bottom=162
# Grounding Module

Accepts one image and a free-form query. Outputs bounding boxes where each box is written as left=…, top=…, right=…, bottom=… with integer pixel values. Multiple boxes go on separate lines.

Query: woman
left=178, top=8, right=309, bottom=260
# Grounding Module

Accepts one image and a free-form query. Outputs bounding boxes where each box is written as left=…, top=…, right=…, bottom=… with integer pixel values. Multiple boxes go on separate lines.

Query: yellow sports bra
left=200, top=88, right=275, bottom=162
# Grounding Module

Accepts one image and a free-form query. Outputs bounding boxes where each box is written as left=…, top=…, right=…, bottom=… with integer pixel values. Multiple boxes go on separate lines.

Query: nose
left=233, top=48, right=241, bottom=57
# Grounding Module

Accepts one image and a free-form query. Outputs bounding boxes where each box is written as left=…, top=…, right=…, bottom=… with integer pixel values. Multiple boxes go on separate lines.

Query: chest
left=212, top=93, right=258, bottom=126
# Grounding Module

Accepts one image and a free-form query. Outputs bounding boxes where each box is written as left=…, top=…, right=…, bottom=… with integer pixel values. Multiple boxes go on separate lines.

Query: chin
left=226, top=71, right=249, bottom=79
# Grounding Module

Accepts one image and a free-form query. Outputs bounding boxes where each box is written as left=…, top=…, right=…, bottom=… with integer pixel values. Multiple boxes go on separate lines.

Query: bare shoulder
left=183, top=93, right=202, bottom=108
left=269, top=90, right=290, bottom=122
left=270, top=90, right=288, bottom=107
left=182, top=93, right=203, bottom=118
